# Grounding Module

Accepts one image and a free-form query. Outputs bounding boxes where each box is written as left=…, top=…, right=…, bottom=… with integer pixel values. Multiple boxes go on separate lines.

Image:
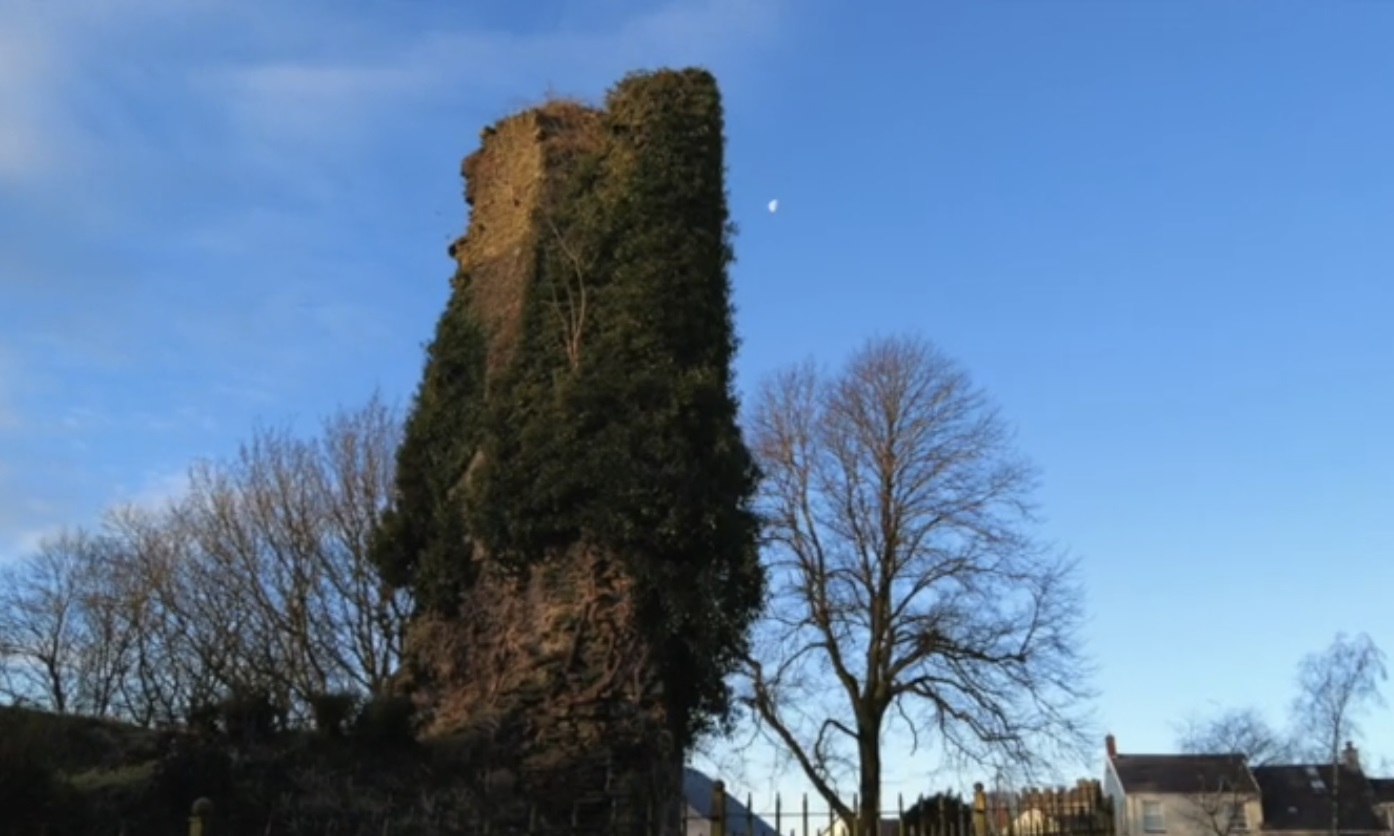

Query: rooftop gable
left=1110, top=754, right=1259, bottom=796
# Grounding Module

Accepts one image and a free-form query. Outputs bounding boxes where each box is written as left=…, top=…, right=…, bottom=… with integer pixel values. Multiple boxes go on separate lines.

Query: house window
left=1142, top=801, right=1165, bottom=833
left=1230, top=803, right=1247, bottom=832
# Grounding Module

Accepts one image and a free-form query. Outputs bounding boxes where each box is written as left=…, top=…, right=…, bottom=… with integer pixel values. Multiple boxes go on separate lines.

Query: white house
left=1101, top=735, right=1262, bottom=836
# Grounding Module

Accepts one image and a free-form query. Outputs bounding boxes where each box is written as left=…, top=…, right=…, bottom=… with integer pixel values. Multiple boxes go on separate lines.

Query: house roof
left=683, top=768, right=781, bottom=836
left=1369, top=778, right=1394, bottom=805
left=1109, top=753, right=1260, bottom=795
left=1250, top=764, right=1387, bottom=833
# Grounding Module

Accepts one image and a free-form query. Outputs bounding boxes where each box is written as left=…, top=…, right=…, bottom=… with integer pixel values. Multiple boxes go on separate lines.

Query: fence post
left=712, top=780, right=727, bottom=836
left=188, top=797, right=215, bottom=836
left=972, top=784, right=988, bottom=836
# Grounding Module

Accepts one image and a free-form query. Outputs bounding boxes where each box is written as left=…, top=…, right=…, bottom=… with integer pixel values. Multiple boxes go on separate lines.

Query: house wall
left=816, top=818, right=892, bottom=836
left=1106, top=792, right=1260, bottom=836
left=1378, top=803, right=1394, bottom=831
left=685, top=805, right=715, bottom=836
left=685, top=803, right=782, bottom=836
left=1102, top=762, right=1127, bottom=836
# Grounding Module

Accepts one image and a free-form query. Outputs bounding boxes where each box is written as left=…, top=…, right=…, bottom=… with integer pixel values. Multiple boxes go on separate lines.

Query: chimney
left=1343, top=741, right=1361, bottom=773
left=1106, top=734, right=1117, bottom=759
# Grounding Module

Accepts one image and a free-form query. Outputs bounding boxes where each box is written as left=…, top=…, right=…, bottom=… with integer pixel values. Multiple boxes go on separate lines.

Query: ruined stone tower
left=376, top=68, right=764, bottom=834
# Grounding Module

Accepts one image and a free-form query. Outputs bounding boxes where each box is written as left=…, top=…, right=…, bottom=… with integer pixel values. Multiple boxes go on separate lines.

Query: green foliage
left=308, top=691, right=359, bottom=737
left=590, top=68, right=763, bottom=746
left=352, top=694, right=417, bottom=748
left=374, top=67, right=765, bottom=748
left=369, top=288, right=489, bottom=615
left=477, top=68, right=763, bottom=747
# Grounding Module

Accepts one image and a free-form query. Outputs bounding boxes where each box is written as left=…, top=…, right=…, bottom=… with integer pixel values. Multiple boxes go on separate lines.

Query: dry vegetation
left=0, top=394, right=408, bottom=727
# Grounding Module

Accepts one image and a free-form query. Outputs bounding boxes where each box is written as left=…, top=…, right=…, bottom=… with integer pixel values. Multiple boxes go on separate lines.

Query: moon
left=768, top=199, right=779, bottom=214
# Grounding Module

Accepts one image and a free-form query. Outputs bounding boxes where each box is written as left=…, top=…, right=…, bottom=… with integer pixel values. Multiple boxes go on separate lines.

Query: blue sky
left=3, top=0, right=1394, bottom=811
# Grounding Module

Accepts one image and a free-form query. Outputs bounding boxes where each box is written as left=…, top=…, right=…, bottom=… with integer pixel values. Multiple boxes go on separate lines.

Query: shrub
left=151, top=742, right=233, bottom=826
left=0, top=710, right=62, bottom=830
left=186, top=701, right=221, bottom=738
left=308, top=691, right=359, bottom=737
left=218, top=690, right=283, bottom=746
left=352, top=694, right=417, bottom=748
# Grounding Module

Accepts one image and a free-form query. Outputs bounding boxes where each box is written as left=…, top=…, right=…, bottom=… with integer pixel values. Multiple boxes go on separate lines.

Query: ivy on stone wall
left=372, top=67, right=765, bottom=749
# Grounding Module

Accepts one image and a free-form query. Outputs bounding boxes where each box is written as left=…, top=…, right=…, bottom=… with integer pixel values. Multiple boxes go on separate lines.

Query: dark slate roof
left=1110, top=754, right=1259, bottom=795
left=1251, top=764, right=1387, bottom=833
left=683, top=768, right=781, bottom=836
left=1370, top=778, right=1394, bottom=805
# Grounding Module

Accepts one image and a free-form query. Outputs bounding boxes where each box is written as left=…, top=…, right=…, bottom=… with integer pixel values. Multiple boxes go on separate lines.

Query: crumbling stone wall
left=449, top=101, right=603, bottom=382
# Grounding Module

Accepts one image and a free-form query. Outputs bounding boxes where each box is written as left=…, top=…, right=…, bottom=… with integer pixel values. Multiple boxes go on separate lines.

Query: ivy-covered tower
left=370, top=68, right=764, bottom=829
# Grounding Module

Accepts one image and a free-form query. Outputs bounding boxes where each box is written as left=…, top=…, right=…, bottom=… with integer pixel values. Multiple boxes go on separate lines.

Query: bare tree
left=0, top=532, right=97, bottom=713
left=0, top=393, right=408, bottom=728
left=100, top=503, right=209, bottom=725
left=1181, top=786, right=1252, bottom=836
left=1174, top=760, right=1259, bottom=836
left=1290, top=633, right=1387, bottom=836
left=173, top=391, right=410, bottom=716
left=739, top=335, right=1094, bottom=836
left=1176, top=707, right=1292, bottom=766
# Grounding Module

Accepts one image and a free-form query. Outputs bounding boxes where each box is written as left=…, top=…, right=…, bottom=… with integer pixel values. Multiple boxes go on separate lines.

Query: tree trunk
left=859, top=731, right=882, bottom=836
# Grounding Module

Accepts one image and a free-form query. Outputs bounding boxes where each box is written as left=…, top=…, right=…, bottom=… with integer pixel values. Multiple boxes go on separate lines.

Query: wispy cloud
left=0, top=29, right=60, bottom=184
left=0, top=0, right=788, bottom=560
left=117, top=469, right=192, bottom=512
left=0, top=467, right=191, bottom=564
left=3, top=0, right=784, bottom=193
left=203, top=0, right=786, bottom=182
left=0, top=349, right=22, bottom=433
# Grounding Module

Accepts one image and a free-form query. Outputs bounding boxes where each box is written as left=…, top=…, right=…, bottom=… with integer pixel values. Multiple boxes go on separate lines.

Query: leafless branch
left=1177, top=769, right=1258, bottom=836
left=1175, top=707, right=1292, bottom=766
left=736, top=335, right=1095, bottom=836
left=1290, top=632, right=1387, bottom=836
left=542, top=212, right=590, bottom=370
left=0, top=393, right=409, bottom=728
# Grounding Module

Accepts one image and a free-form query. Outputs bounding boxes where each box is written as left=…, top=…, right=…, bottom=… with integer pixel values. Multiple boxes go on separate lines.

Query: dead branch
left=541, top=210, right=590, bottom=370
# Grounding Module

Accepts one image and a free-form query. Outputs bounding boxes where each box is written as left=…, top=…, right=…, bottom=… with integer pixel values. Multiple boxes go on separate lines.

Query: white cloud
left=0, top=32, right=59, bottom=184
left=0, top=0, right=785, bottom=189
left=0, top=0, right=790, bottom=566
left=0, top=462, right=65, bottom=565
left=11, top=528, right=51, bottom=558
left=0, top=394, right=18, bottom=433
left=0, top=348, right=23, bottom=432
left=0, top=0, right=210, bottom=188
left=212, top=63, right=423, bottom=158
left=208, top=0, right=786, bottom=164
left=119, top=469, right=192, bottom=511
left=0, top=0, right=790, bottom=235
